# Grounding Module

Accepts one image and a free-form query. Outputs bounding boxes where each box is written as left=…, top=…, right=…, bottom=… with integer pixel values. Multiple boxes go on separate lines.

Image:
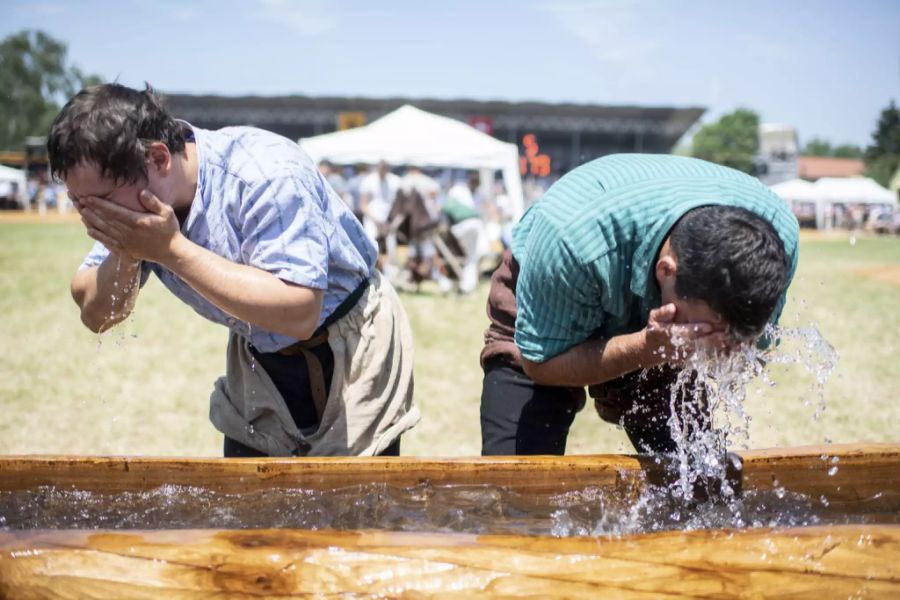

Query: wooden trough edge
left=0, top=525, right=897, bottom=598
left=0, top=443, right=898, bottom=497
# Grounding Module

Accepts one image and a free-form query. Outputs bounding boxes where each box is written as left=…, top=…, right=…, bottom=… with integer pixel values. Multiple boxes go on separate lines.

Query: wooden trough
left=1, top=444, right=898, bottom=598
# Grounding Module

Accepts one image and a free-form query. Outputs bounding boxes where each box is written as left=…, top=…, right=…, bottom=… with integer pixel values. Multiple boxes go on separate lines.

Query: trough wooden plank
left=0, top=525, right=897, bottom=598
left=0, top=454, right=640, bottom=494
left=0, top=445, right=898, bottom=518
left=741, top=444, right=900, bottom=518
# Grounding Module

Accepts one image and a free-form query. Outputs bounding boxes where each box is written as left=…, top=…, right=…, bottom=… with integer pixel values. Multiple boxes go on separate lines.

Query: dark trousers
left=223, top=342, right=401, bottom=457
left=481, top=359, right=697, bottom=456
left=480, top=360, right=582, bottom=455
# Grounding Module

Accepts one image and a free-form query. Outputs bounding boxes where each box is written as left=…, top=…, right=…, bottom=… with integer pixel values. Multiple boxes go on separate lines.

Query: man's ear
left=655, top=255, right=677, bottom=285
left=146, top=142, right=172, bottom=176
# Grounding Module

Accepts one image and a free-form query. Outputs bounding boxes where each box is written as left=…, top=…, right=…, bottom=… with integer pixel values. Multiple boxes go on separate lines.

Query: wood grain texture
left=1, top=443, right=897, bottom=495
left=0, top=526, right=897, bottom=598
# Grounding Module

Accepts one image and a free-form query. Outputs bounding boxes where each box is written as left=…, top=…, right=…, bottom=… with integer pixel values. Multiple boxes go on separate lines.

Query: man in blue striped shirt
left=480, top=154, right=799, bottom=455
left=49, top=84, right=419, bottom=457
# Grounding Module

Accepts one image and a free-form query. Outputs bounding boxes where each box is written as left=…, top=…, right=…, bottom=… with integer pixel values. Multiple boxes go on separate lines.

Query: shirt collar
left=176, top=120, right=206, bottom=234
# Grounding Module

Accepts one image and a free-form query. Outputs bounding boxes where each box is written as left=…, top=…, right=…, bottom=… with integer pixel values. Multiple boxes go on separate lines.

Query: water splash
left=763, top=324, right=838, bottom=421
left=660, top=323, right=838, bottom=505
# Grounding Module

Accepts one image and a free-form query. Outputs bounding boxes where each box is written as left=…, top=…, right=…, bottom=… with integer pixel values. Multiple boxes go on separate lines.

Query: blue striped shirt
left=511, top=154, right=799, bottom=363
left=81, top=124, right=376, bottom=352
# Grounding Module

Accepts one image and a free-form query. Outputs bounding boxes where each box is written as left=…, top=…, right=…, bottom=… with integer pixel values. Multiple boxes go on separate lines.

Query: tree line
left=690, top=104, right=898, bottom=187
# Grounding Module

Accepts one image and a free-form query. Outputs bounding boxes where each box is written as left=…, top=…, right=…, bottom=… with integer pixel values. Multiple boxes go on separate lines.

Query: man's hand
left=645, top=303, right=728, bottom=366
left=79, top=190, right=183, bottom=265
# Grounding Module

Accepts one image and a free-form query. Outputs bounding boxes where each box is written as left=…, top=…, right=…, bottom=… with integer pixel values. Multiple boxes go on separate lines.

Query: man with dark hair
left=50, top=83, right=419, bottom=457
left=480, top=154, right=798, bottom=456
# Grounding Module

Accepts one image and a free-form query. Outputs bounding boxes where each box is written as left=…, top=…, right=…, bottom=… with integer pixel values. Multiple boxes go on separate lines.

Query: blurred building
left=797, top=156, right=865, bottom=180
left=756, top=123, right=800, bottom=186
left=162, top=93, right=704, bottom=175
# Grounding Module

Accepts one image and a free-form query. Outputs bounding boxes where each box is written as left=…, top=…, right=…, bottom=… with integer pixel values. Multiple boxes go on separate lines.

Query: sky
left=4, top=0, right=899, bottom=148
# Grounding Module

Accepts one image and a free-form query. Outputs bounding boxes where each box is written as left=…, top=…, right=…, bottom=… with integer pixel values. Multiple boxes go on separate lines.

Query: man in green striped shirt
left=480, top=154, right=799, bottom=455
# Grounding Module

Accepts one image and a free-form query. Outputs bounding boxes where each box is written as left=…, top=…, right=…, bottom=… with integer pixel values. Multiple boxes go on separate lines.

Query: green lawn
left=1, top=221, right=897, bottom=456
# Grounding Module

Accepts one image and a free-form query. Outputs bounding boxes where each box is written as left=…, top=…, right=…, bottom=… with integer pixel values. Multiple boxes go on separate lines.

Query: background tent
left=813, top=177, right=897, bottom=207
left=772, top=176, right=898, bottom=229
left=0, top=165, right=27, bottom=208
left=770, top=178, right=819, bottom=202
left=770, top=178, right=824, bottom=228
left=299, top=105, right=525, bottom=221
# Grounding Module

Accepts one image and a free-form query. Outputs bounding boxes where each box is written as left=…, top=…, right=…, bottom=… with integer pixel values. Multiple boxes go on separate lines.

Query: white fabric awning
left=0, top=165, right=27, bottom=205
left=0, top=164, right=26, bottom=185
left=299, top=105, right=525, bottom=220
left=771, top=176, right=898, bottom=207
left=770, top=178, right=819, bottom=203
left=813, top=177, right=897, bottom=206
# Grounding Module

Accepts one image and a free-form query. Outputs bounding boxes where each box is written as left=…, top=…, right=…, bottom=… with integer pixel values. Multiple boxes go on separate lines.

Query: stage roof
left=163, top=93, right=705, bottom=148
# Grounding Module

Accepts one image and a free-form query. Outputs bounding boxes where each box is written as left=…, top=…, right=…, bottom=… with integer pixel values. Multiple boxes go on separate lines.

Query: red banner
left=468, top=116, right=494, bottom=136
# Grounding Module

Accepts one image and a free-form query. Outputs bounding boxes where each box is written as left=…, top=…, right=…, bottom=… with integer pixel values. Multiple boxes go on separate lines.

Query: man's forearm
left=161, top=236, right=323, bottom=341
left=522, top=330, right=664, bottom=387
left=71, top=254, right=142, bottom=333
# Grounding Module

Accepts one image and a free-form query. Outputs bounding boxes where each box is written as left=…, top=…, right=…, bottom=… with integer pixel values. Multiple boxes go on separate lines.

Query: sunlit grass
left=1, top=221, right=897, bottom=456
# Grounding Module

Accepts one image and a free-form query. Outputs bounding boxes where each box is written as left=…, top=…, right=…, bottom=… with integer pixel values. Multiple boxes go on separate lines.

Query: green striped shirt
left=511, top=154, right=799, bottom=363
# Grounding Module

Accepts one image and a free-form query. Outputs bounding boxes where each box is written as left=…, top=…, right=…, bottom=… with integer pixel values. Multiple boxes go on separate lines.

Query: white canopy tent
left=770, top=178, right=824, bottom=228
left=299, top=105, right=525, bottom=220
left=771, top=177, right=897, bottom=229
left=0, top=164, right=27, bottom=207
left=813, top=177, right=897, bottom=206
left=770, top=178, right=819, bottom=202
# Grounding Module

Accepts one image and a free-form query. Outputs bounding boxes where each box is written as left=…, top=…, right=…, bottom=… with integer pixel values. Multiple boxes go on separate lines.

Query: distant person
left=27, top=177, right=39, bottom=210
left=480, top=154, right=799, bottom=456
left=345, top=163, right=370, bottom=221
left=491, top=181, right=515, bottom=249
left=359, top=161, right=401, bottom=277
left=393, top=166, right=442, bottom=289
left=49, top=83, right=419, bottom=457
left=442, top=174, right=491, bottom=295
left=0, top=180, right=11, bottom=210
left=399, top=166, right=441, bottom=218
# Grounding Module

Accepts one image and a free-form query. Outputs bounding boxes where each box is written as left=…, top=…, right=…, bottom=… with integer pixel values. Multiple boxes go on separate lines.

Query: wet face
left=665, top=293, right=726, bottom=330
left=64, top=162, right=148, bottom=213
left=655, top=244, right=726, bottom=331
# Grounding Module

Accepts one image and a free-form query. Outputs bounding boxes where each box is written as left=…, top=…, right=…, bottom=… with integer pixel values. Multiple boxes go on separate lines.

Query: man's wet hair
left=669, top=205, right=790, bottom=339
left=47, top=83, right=186, bottom=184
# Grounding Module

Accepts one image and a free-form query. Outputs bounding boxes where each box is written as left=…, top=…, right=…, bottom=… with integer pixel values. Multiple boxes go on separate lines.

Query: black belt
left=317, top=277, right=370, bottom=334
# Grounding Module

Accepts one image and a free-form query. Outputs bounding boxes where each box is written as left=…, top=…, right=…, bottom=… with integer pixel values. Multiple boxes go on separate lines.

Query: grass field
left=1, top=217, right=898, bottom=457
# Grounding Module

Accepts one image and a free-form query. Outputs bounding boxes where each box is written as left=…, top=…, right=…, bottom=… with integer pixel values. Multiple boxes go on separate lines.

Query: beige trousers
left=209, top=271, right=419, bottom=456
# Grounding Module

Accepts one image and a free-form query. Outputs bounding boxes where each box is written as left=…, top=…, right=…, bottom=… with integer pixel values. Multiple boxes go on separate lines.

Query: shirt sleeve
left=514, top=220, right=606, bottom=363
left=79, top=240, right=152, bottom=287
left=238, top=173, right=330, bottom=290
left=79, top=240, right=110, bottom=270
